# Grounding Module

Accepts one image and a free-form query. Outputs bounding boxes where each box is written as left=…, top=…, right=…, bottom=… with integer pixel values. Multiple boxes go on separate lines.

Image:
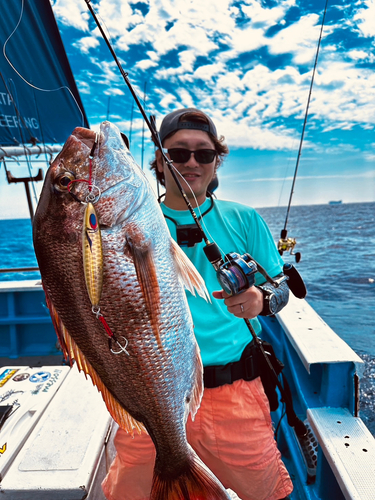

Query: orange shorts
left=102, top=377, right=293, bottom=500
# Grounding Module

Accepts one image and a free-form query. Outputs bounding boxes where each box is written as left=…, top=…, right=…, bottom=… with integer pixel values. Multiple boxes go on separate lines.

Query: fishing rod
left=85, top=0, right=279, bottom=293
left=83, top=2, right=277, bottom=271
left=141, top=81, right=147, bottom=170
left=84, top=0, right=306, bottom=292
left=83, top=2, right=280, bottom=293
left=85, top=0, right=308, bottom=438
left=84, top=0, right=211, bottom=248
left=278, top=0, right=329, bottom=263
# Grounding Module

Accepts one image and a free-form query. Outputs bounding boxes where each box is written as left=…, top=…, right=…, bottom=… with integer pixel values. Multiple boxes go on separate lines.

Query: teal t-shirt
left=161, top=198, right=284, bottom=367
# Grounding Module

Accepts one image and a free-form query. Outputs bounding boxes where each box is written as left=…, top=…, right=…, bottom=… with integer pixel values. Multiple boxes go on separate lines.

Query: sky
left=1, top=0, right=375, bottom=218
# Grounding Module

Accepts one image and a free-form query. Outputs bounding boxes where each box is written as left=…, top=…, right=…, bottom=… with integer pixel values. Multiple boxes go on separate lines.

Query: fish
left=33, top=121, right=230, bottom=500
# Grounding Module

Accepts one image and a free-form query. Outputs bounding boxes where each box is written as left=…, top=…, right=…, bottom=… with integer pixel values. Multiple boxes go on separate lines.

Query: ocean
left=0, top=201, right=374, bottom=434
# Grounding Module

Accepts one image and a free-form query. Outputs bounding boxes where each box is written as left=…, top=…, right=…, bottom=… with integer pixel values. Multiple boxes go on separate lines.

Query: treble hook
left=109, top=336, right=130, bottom=356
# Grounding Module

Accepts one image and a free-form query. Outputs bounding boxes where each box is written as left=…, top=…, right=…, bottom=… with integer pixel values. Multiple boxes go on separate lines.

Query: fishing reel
left=215, top=252, right=258, bottom=296
left=204, top=244, right=307, bottom=299
left=278, top=230, right=301, bottom=263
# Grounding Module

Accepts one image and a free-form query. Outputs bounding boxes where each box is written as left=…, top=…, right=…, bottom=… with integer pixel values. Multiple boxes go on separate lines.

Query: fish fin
left=127, top=238, right=163, bottom=350
left=151, top=449, right=230, bottom=500
left=43, top=284, right=70, bottom=360
left=43, top=287, right=146, bottom=436
left=170, top=239, right=210, bottom=302
left=189, top=348, right=204, bottom=421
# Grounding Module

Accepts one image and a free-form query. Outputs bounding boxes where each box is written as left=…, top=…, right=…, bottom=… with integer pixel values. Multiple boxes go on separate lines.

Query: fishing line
left=32, top=86, right=50, bottom=179
left=281, top=0, right=329, bottom=237
left=277, top=135, right=299, bottom=209
left=66, top=130, right=101, bottom=204
left=67, top=179, right=101, bottom=204
left=2, top=0, right=85, bottom=128
left=8, top=78, right=39, bottom=206
left=169, top=163, right=227, bottom=259
left=0, top=71, right=33, bottom=140
left=90, top=132, right=100, bottom=195
left=84, top=0, right=211, bottom=249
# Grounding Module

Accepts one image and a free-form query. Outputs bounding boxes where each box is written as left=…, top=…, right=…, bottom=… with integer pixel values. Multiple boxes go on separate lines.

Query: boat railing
left=260, top=295, right=375, bottom=500
left=0, top=267, right=39, bottom=273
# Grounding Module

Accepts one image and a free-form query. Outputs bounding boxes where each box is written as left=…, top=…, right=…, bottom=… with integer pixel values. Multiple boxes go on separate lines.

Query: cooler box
left=0, top=365, right=70, bottom=479
left=0, top=364, right=115, bottom=499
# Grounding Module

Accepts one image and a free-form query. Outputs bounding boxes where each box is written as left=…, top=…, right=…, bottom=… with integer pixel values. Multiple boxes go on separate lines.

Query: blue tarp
left=0, top=0, right=89, bottom=146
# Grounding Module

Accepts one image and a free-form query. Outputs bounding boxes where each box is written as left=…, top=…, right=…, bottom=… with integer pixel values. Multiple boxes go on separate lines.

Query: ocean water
left=0, top=202, right=374, bottom=433
left=257, top=202, right=375, bottom=356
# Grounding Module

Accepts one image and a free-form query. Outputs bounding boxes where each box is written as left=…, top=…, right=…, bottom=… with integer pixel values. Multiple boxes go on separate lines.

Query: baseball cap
left=159, top=108, right=218, bottom=143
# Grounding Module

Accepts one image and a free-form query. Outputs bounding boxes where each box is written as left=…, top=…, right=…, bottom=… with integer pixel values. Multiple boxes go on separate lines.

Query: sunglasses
left=163, top=148, right=217, bottom=164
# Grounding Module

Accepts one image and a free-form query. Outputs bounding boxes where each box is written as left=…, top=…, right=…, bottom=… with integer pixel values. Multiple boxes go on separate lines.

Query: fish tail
left=151, top=452, right=230, bottom=500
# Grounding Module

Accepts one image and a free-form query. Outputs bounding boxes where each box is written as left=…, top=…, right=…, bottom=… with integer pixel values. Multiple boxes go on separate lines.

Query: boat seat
left=307, top=407, right=375, bottom=500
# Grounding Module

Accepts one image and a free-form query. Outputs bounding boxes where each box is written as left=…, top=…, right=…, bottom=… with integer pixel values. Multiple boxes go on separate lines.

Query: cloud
left=87, top=58, right=122, bottom=85
left=241, top=0, right=294, bottom=27
left=52, top=0, right=89, bottom=31
left=154, top=50, right=196, bottom=80
left=136, top=59, right=159, bottom=70
left=214, top=117, right=298, bottom=150
left=74, top=36, right=100, bottom=54
left=347, top=49, right=372, bottom=61
left=104, top=87, right=125, bottom=96
left=76, top=80, right=91, bottom=95
left=176, top=88, right=195, bottom=109
left=189, top=62, right=226, bottom=83
left=53, top=0, right=375, bottom=159
left=354, top=0, right=375, bottom=37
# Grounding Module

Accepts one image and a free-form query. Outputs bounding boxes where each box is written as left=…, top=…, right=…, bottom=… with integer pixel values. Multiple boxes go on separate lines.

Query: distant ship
left=328, top=200, right=342, bottom=205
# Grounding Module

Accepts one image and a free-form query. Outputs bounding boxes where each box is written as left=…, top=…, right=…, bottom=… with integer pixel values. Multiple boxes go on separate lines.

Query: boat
left=1, top=276, right=374, bottom=499
left=328, top=201, right=343, bottom=205
left=1, top=1, right=374, bottom=499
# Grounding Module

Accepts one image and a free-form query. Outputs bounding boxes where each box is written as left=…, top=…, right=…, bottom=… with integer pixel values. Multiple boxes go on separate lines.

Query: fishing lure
left=82, top=201, right=103, bottom=307
left=82, top=201, right=129, bottom=356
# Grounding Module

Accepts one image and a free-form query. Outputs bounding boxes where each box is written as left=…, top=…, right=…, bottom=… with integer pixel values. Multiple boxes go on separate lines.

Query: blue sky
left=1, top=0, right=375, bottom=218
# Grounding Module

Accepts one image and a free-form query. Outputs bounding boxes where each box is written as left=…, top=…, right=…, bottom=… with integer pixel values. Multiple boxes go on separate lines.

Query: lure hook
left=110, top=336, right=130, bottom=356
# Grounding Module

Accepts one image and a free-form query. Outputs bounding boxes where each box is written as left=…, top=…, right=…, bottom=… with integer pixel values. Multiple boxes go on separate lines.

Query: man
left=102, top=108, right=293, bottom=500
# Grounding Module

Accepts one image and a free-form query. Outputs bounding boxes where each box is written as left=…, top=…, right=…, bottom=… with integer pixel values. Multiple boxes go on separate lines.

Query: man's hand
left=212, top=287, right=264, bottom=319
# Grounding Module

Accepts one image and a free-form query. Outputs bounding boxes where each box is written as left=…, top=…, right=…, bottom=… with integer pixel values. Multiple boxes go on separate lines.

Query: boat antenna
left=278, top=0, right=329, bottom=263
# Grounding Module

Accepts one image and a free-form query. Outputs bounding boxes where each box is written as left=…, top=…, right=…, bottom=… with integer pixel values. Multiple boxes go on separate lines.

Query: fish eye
left=54, top=172, right=76, bottom=192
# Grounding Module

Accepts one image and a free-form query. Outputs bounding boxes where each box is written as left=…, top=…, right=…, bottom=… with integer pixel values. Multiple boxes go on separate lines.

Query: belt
left=203, top=341, right=260, bottom=389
